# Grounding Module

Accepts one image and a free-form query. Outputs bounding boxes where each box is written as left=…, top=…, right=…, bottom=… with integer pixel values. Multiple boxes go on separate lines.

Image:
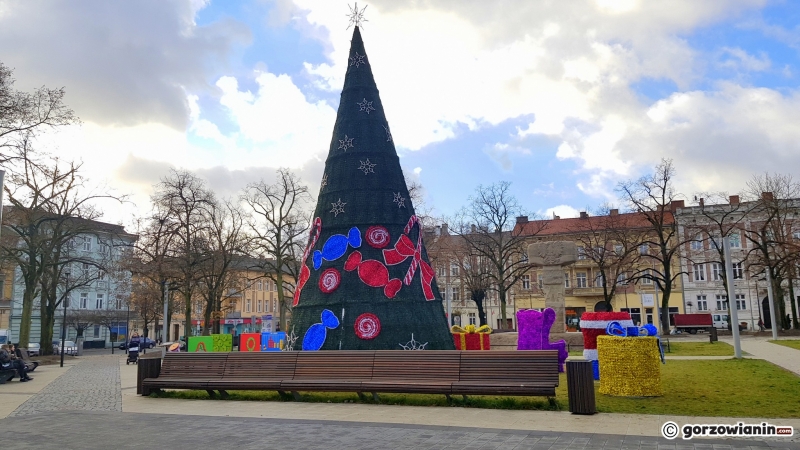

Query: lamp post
left=60, top=295, right=68, bottom=368
left=723, top=236, right=742, bottom=358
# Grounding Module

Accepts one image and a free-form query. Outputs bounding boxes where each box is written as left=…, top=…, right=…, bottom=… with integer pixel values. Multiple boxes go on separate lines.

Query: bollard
left=709, top=327, right=718, bottom=343
left=566, top=360, right=596, bottom=415
left=137, top=355, right=162, bottom=396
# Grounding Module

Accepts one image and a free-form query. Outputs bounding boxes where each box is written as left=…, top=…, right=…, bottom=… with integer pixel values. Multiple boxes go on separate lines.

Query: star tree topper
left=347, top=3, right=368, bottom=29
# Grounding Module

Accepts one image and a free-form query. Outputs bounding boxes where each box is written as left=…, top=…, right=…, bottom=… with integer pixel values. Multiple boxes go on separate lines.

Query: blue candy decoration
left=592, top=359, right=600, bottom=380
left=605, top=321, right=626, bottom=337
left=312, top=227, right=362, bottom=270
left=642, top=324, right=658, bottom=336
left=301, top=309, right=341, bottom=351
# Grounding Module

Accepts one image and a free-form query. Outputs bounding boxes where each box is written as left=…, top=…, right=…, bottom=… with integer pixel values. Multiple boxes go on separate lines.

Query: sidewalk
left=720, top=335, right=800, bottom=375
left=0, top=361, right=76, bottom=419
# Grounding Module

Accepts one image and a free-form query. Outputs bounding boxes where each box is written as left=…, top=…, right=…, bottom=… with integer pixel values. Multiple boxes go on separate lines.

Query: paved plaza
left=0, top=336, right=798, bottom=449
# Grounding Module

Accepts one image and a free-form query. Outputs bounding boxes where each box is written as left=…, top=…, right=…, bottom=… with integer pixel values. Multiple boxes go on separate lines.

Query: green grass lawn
left=153, top=359, right=800, bottom=417
left=569, top=342, right=735, bottom=357
left=769, top=340, right=800, bottom=351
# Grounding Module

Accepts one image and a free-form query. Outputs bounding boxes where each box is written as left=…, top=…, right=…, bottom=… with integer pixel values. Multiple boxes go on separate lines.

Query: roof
left=514, top=211, right=674, bottom=237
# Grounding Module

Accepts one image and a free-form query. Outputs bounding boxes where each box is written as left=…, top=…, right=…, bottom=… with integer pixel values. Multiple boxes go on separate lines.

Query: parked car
left=118, top=337, right=157, bottom=350
left=53, top=340, right=78, bottom=356
left=27, top=343, right=41, bottom=356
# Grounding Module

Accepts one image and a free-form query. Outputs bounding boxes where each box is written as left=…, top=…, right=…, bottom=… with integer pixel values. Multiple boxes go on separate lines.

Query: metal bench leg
left=292, top=391, right=302, bottom=401
left=357, top=392, right=367, bottom=401
left=206, top=390, right=217, bottom=399
left=445, top=394, right=452, bottom=402
left=371, top=392, right=380, bottom=402
left=277, top=390, right=288, bottom=398
left=219, top=390, right=229, bottom=399
left=462, top=395, right=468, bottom=402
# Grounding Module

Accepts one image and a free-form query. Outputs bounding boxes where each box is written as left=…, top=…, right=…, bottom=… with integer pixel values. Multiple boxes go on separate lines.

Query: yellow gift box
left=597, top=335, right=663, bottom=397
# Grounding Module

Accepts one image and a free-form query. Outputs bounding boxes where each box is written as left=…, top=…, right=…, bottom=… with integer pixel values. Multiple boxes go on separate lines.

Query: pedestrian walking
left=758, top=318, right=765, bottom=332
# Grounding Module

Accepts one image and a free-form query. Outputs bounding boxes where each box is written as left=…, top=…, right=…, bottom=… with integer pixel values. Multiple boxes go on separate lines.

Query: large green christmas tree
left=290, top=26, right=454, bottom=351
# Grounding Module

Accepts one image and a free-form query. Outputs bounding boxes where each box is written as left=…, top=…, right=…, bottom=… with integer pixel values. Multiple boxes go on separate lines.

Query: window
left=468, top=313, right=477, bottom=326
left=639, top=244, right=649, bottom=255
left=95, top=293, right=104, bottom=309
left=521, top=275, right=531, bottom=290
left=437, top=266, right=446, bottom=277
left=690, top=236, right=703, bottom=250
left=620, top=307, right=641, bottom=326
left=82, top=236, right=92, bottom=251
left=641, top=269, right=652, bottom=285
left=257, top=300, right=262, bottom=313
left=732, top=262, right=743, bottom=279
left=614, top=244, right=624, bottom=256
left=576, top=272, right=587, bottom=288
left=577, top=246, right=586, bottom=260
left=450, top=263, right=459, bottom=277
left=715, top=294, right=728, bottom=311
left=696, top=295, right=708, bottom=311
left=520, top=252, right=528, bottom=263
left=616, top=272, right=627, bottom=285
left=564, top=272, right=570, bottom=288
left=246, top=299, right=251, bottom=313
left=710, top=235, right=721, bottom=250
left=735, top=294, right=746, bottom=311
left=80, top=293, right=88, bottom=309
left=537, top=274, right=543, bottom=289
left=82, top=263, right=90, bottom=279
left=729, top=232, right=741, bottom=248
left=594, top=246, right=605, bottom=257
left=256, top=280, right=262, bottom=291
left=451, top=287, right=460, bottom=302
left=272, top=299, right=277, bottom=312
left=693, top=264, right=705, bottom=281
left=712, top=263, right=723, bottom=281
left=64, top=294, right=71, bottom=309
left=93, top=325, right=100, bottom=338
left=594, top=272, right=604, bottom=287
left=100, top=243, right=110, bottom=255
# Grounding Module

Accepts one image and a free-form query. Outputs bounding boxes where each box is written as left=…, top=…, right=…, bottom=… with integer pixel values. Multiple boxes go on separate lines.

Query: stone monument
left=528, top=241, right=577, bottom=333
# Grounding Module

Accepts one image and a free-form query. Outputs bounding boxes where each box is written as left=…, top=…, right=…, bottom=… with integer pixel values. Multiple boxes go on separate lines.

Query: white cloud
left=718, top=47, right=771, bottom=72
left=542, top=204, right=581, bottom=219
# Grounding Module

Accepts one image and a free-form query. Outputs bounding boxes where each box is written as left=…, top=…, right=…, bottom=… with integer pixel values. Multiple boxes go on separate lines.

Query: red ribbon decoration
left=293, top=217, right=323, bottom=306
left=381, top=215, right=435, bottom=300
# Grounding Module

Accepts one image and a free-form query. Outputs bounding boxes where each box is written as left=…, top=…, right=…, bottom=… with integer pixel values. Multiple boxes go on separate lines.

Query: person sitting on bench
left=0, top=344, right=32, bottom=382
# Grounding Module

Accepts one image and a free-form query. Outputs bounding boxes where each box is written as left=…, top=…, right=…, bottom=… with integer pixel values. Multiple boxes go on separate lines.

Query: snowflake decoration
left=283, top=326, right=298, bottom=352
left=393, top=192, right=406, bottom=208
left=349, top=52, right=366, bottom=68
left=383, top=124, right=393, bottom=142
left=320, top=173, right=328, bottom=191
left=358, top=159, right=376, bottom=175
left=346, top=2, right=368, bottom=29
left=357, top=98, right=375, bottom=114
left=330, top=198, right=346, bottom=217
left=338, top=134, right=354, bottom=151
left=399, top=333, right=428, bottom=351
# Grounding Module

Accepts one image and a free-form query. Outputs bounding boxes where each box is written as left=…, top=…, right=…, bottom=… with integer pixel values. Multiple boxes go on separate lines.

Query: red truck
left=673, top=313, right=713, bottom=334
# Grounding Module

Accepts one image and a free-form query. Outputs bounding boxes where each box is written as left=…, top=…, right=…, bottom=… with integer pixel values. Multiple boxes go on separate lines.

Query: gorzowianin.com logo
left=661, top=421, right=794, bottom=440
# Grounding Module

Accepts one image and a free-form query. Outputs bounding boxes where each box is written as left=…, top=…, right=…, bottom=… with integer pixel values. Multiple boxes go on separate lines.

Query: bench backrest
left=459, top=350, right=559, bottom=384
left=371, top=350, right=460, bottom=381
left=160, top=353, right=228, bottom=378
left=292, top=351, right=375, bottom=380
left=223, top=352, right=298, bottom=379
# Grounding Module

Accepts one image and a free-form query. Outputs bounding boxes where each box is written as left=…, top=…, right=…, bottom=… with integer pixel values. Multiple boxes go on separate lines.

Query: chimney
left=729, top=195, right=740, bottom=205
left=761, top=192, right=774, bottom=201
left=516, top=215, right=529, bottom=225
left=553, top=215, right=560, bottom=220
left=670, top=200, right=685, bottom=212
left=609, top=209, right=618, bottom=216
left=434, top=225, right=441, bottom=236
left=699, top=198, right=704, bottom=208
left=579, top=211, right=588, bottom=219
left=441, top=223, right=449, bottom=235
left=470, top=224, right=477, bottom=234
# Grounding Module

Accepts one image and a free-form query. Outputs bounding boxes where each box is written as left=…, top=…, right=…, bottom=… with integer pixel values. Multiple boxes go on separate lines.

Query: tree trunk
left=19, top=287, right=36, bottom=347
left=40, top=307, right=56, bottom=356
left=788, top=278, right=798, bottom=330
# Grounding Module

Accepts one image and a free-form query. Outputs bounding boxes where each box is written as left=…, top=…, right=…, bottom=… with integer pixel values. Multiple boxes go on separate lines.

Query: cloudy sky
left=1, top=0, right=799, bottom=226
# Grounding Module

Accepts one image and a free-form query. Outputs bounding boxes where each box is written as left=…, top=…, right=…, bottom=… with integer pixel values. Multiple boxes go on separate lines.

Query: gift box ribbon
left=451, top=324, right=492, bottom=334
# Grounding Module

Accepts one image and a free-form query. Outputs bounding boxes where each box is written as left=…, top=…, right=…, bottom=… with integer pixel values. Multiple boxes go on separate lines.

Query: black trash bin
left=709, top=327, right=718, bottom=343
left=566, top=360, right=596, bottom=415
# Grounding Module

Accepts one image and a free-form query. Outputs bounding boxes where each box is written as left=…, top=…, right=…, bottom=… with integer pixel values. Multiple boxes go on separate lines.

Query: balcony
left=572, top=287, right=605, bottom=297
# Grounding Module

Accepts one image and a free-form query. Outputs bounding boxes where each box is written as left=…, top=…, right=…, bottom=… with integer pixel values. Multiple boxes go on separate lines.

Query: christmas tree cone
left=290, top=27, right=454, bottom=351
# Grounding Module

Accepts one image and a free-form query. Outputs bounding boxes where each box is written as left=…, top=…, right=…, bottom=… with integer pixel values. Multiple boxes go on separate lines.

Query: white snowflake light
left=338, top=134, right=354, bottom=151
left=330, top=198, right=346, bottom=216
left=383, top=124, right=393, bottom=142
left=393, top=192, right=406, bottom=208
left=399, top=334, right=428, bottom=350
left=358, top=159, right=376, bottom=175
left=357, top=98, right=375, bottom=114
left=320, top=173, right=328, bottom=190
left=283, top=327, right=298, bottom=352
left=349, top=52, right=366, bottom=68
left=346, top=2, right=368, bottom=29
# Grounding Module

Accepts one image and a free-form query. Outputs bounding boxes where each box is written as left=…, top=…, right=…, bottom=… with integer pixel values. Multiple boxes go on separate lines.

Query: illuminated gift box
left=239, top=333, right=261, bottom=352
left=261, top=332, right=287, bottom=351
left=211, top=334, right=232, bottom=352
left=597, top=335, right=663, bottom=397
left=451, top=325, right=491, bottom=350
left=188, top=336, right=213, bottom=352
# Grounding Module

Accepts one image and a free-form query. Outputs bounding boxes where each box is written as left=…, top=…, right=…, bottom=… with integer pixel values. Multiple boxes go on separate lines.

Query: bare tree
left=1, top=146, right=121, bottom=347
left=451, top=182, right=542, bottom=329
left=744, top=173, right=800, bottom=329
left=64, top=308, right=94, bottom=342
left=195, top=200, right=248, bottom=335
left=617, top=159, right=690, bottom=333
left=128, top=277, right=162, bottom=339
left=0, top=62, right=78, bottom=164
left=241, top=169, right=312, bottom=332
left=568, top=206, right=645, bottom=311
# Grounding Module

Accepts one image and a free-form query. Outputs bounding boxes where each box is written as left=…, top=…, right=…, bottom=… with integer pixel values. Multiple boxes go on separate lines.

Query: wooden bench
left=141, top=350, right=559, bottom=400
left=0, top=367, right=15, bottom=384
